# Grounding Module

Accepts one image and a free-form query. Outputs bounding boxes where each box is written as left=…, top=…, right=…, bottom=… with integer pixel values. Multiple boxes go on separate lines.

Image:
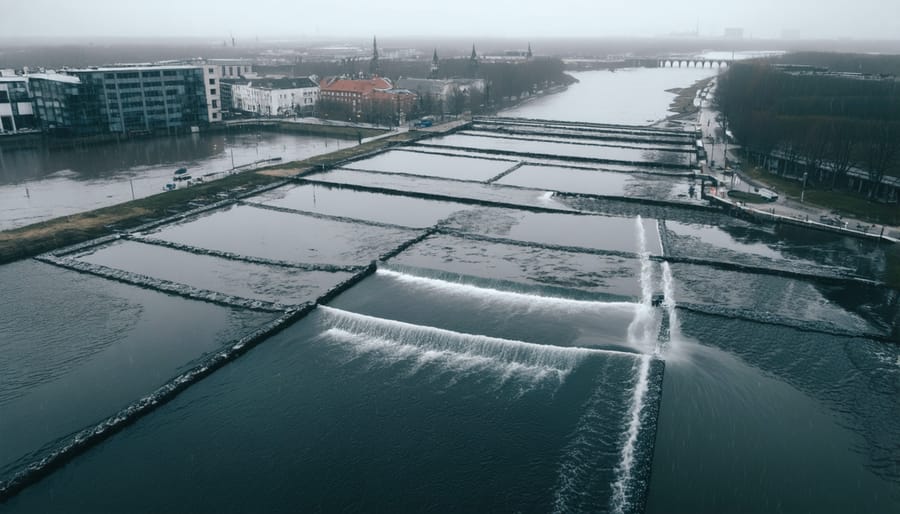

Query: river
left=502, top=68, right=718, bottom=125
left=0, top=130, right=355, bottom=231
left=1, top=68, right=898, bottom=514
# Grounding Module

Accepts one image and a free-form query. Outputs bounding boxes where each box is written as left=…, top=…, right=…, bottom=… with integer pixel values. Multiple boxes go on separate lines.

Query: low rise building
left=395, top=77, right=486, bottom=104
left=318, top=76, right=416, bottom=124
left=318, top=76, right=392, bottom=113
left=232, top=77, right=319, bottom=116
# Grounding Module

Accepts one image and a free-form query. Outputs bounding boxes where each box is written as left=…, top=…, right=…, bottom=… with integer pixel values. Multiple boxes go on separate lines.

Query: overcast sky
left=4, top=0, right=899, bottom=41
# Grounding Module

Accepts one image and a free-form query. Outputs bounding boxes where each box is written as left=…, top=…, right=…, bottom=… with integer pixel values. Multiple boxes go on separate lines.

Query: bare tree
left=825, top=120, right=858, bottom=189
left=862, top=121, right=900, bottom=200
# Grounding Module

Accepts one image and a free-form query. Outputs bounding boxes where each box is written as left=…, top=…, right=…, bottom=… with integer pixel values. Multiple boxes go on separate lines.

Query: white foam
left=660, top=261, right=681, bottom=349
left=626, top=216, right=658, bottom=350
left=325, top=327, right=566, bottom=388
left=320, top=306, right=634, bottom=363
left=609, top=354, right=652, bottom=514
left=378, top=268, right=637, bottom=314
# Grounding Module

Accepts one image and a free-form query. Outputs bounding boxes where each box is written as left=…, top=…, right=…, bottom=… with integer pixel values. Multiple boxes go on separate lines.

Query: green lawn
left=744, top=167, right=900, bottom=225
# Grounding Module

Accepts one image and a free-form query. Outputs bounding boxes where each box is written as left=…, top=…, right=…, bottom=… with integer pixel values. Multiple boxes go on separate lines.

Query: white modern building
left=232, top=78, right=319, bottom=116
left=201, top=64, right=222, bottom=123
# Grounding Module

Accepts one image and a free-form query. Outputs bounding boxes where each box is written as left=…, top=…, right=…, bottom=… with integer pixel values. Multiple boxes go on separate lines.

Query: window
left=210, top=88, right=216, bottom=95
left=212, top=100, right=218, bottom=108
left=212, top=112, right=218, bottom=119
left=209, top=68, right=214, bottom=73
left=209, top=78, right=215, bottom=85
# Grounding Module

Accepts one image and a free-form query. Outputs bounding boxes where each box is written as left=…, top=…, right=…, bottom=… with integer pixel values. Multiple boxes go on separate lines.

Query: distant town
left=0, top=38, right=574, bottom=139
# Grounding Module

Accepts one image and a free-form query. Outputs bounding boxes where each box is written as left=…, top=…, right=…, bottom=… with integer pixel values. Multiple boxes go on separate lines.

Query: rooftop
left=27, top=73, right=81, bottom=84
left=320, top=77, right=392, bottom=93
left=65, top=64, right=198, bottom=73
left=237, top=77, right=318, bottom=90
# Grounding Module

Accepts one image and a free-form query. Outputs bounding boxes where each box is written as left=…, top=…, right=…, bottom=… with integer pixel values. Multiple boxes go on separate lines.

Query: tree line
left=716, top=60, right=900, bottom=201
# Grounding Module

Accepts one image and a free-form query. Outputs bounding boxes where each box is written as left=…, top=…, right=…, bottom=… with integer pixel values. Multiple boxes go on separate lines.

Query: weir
left=0, top=263, right=380, bottom=502
left=381, top=262, right=634, bottom=303
left=128, top=235, right=365, bottom=273
left=626, top=216, right=659, bottom=351
left=460, top=130, right=697, bottom=154
left=416, top=142, right=696, bottom=170
left=238, top=200, right=421, bottom=231
left=376, top=268, right=638, bottom=312
left=35, top=254, right=288, bottom=312
left=320, top=306, right=639, bottom=367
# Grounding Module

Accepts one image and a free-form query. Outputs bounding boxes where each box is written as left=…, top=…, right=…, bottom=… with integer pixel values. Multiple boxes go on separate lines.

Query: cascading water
left=609, top=354, right=652, bottom=514
left=317, top=306, right=630, bottom=392
left=660, top=261, right=680, bottom=349
left=626, top=216, right=657, bottom=351
left=608, top=216, right=660, bottom=513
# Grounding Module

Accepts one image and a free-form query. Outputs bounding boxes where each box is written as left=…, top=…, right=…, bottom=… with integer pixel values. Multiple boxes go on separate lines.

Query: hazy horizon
left=4, top=0, right=900, bottom=41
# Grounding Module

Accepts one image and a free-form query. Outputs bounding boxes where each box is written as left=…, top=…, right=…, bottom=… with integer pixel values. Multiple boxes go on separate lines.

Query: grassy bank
left=743, top=166, right=900, bottom=225
left=0, top=131, right=419, bottom=265
left=666, top=77, right=714, bottom=118
left=217, top=121, right=387, bottom=140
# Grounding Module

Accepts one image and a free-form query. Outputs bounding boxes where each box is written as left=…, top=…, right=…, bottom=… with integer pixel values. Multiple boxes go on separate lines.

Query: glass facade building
left=30, top=66, right=209, bottom=136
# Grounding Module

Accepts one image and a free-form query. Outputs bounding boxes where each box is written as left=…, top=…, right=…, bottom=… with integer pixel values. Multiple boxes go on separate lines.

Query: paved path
left=695, top=81, right=900, bottom=240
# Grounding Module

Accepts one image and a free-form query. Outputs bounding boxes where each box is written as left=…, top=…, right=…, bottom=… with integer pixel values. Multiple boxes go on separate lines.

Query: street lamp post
left=801, top=172, right=808, bottom=203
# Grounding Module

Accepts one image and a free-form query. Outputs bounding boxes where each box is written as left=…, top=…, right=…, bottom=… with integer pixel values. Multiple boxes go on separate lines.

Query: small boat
left=172, top=167, right=192, bottom=183
left=164, top=168, right=192, bottom=191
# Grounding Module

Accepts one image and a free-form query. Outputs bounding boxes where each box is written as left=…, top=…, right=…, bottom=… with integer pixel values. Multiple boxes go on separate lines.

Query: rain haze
left=2, top=0, right=900, bottom=513
left=2, top=0, right=899, bottom=40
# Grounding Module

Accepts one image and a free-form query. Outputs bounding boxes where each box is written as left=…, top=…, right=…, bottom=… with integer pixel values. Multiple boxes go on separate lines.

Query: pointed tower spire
left=370, top=36, right=380, bottom=76
left=430, top=48, right=440, bottom=78
left=468, top=44, right=479, bottom=77
left=470, top=44, right=477, bottom=60
left=526, top=42, right=533, bottom=59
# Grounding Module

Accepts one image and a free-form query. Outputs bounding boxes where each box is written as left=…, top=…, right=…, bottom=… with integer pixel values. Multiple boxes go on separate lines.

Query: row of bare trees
left=716, top=61, right=900, bottom=200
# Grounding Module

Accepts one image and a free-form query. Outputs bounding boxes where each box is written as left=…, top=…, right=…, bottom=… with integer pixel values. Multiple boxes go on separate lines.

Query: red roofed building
left=318, top=76, right=416, bottom=125
left=318, top=76, right=392, bottom=112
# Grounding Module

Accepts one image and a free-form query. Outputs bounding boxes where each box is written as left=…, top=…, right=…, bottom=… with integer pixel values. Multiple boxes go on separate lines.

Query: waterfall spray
left=626, top=216, right=656, bottom=350
left=660, top=262, right=680, bottom=348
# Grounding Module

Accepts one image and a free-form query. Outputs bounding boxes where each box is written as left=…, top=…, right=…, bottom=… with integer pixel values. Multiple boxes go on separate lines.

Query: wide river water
left=1, top=69, right=898, bottom=513
left=0, top=130, right=355, bottom=230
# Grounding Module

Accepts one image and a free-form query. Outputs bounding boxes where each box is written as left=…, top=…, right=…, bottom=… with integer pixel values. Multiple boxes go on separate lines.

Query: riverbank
left=0, top=120, right=386, bottom=151
left=664, top=76, right=714, bottom=121
left=0, top=129, right=422, bottom=265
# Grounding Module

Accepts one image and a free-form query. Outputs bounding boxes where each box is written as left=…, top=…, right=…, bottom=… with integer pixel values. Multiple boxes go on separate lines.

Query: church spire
left=526, top=42, right=533, bottom=59
left=370, top=36, right=380, bottom=76
left=468, top=44, right=479, bottom=77
left=430, top=48, right=440, bottom=78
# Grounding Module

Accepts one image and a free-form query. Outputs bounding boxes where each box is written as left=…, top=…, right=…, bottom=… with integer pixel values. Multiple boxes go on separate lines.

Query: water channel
left=0, top=130, right=355, bottom=230
left=1, top=68, right=898, bottom=513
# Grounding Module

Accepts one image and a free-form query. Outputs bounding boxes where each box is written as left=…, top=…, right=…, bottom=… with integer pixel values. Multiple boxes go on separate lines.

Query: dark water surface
left=0, top=131, right=354, bottom=230
left=0, top=260, right=274, bottom=482
left=2, top=108, right=898, bottom=513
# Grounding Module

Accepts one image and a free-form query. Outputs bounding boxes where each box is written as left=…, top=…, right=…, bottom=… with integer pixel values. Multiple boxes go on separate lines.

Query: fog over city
left=2, top=0, right=900, bottom=512
left=3, top=0, right=899, bottom=40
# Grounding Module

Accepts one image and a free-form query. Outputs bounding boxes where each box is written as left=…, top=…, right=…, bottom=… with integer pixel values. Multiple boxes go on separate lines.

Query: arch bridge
left=655, top=58, right=731, bottom=68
